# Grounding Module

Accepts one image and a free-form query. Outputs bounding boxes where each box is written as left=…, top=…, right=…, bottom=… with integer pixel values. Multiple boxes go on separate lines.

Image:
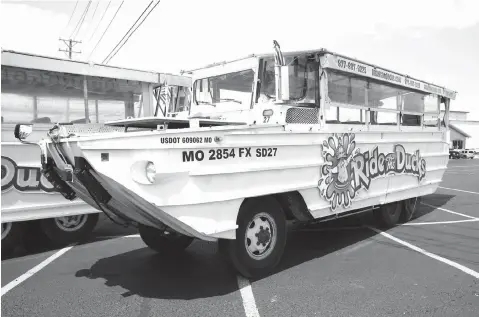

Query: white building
left=442, top=110, right=479, bottom=150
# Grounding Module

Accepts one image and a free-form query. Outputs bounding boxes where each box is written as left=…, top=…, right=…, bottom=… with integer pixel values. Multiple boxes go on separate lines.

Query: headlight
left=146, top=161, right=156, bottom=183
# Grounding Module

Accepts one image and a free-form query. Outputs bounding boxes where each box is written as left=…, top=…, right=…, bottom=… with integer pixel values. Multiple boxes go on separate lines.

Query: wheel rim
left=1, top=222, right=12, bottom=240
left=244, top=212, right=277, bottom=260
left=54, top=215, right=88, bottom=232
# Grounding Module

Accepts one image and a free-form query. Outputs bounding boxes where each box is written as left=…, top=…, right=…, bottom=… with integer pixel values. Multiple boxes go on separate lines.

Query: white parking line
left=297, top=226, right=364, bottom=232
left=368, top=227, right=479, bottom=279
left=420, top=202, right=478, bottom=220
left=237, top=275, right=261, bottom=317
left=1, top=244, right=74, bottom=297
left=439, top=186, right=479, bottom=195
left=446, top=165, right=479, bottom=168
left=402, top=219, right=479, bottom=226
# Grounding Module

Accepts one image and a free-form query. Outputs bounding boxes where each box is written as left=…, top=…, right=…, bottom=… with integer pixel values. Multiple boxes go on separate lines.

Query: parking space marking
left=1, top=244, right=75, bottom=297
left=297, top=226, right=364, bottom=232
left=439, top=186, right=479, bottom=195
left=444, top=170, right=479, bottom=174
left=368, top=227, right=479, bottom=279
left=446, top=165, right=479, bottom=168
left=237, top=275, right=261, bottom=317
left=402, top=219, right=479, bottom=226
left=420, top=203, right=479, bottom=220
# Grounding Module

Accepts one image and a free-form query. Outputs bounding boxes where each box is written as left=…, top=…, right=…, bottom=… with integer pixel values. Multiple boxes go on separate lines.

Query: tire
left=220, top=196, right=287, bottom=279
left=400, top=197, right=421, bottom=223
left=138, top=224, right=193, bottom=254
left=373, top=201, right=402, bottom=228
left=1, top=221, right=26, bottom=255
left=39, top=213, right=99, bottom=247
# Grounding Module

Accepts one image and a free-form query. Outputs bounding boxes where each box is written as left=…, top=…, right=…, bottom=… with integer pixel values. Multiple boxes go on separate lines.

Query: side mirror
left=14, top=124, right=33, bottom=140
left=274, top=65, right=290, bottom=101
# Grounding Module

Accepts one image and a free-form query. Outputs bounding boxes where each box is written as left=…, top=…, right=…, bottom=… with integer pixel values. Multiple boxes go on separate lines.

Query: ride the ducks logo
left=318, top=133, right=426, bottom=210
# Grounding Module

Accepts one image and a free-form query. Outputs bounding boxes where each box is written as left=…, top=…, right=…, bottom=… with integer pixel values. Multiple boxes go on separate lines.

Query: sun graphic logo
left=318, top=133, right=360, bottom=211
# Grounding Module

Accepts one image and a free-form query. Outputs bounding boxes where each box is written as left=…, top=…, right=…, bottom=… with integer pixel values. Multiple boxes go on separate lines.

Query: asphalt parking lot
left=2, top=159, right=479, bottom=317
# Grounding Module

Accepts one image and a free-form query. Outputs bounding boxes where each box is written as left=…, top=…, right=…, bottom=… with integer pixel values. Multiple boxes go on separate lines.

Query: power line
left=70, top=0, right=92, bottom=39
left=104, top=0, right=160, bottom=64
left=68, top=1, right=89, bottom=38
left=72, top=0, right=92, bottom=40
left=78, top=0, right=100, bottom=40
left=62, top=0, right=79, bottom=35
left=88, top=0, right=125, bottom=60
left=102, top=1, right=153, bottom=64
left=87, top=1, right=111, bottom=42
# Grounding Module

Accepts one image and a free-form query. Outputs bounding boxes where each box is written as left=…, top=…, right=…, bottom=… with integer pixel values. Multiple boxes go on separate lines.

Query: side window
left=259, top=55, right=317, bottom=104
left=328, top=72, right=367, bottom=106
left=1, top=93, right=34, bottom=124
left=367, top=82, right=400, bottom=125
left=401, top=92, right=425, bottom=126
left=423, top=94, right=439, bottom=127
left=1, top=65, right=142, bottom=125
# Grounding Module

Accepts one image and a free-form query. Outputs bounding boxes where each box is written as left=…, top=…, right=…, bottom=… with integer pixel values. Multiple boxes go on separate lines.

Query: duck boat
left=15, top=42, right=456, bottom=278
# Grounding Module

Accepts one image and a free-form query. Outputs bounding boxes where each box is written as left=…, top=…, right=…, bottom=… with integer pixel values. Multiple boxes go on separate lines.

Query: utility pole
left=59, top=38, right=82, bottom=59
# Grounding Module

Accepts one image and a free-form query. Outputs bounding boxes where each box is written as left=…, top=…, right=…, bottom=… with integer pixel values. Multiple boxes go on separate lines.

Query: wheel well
left=239, top=191, right=313, bottom=222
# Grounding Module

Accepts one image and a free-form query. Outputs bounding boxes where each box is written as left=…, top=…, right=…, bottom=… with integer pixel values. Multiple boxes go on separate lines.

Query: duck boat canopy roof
left=182, top=47, right=456, bottom=100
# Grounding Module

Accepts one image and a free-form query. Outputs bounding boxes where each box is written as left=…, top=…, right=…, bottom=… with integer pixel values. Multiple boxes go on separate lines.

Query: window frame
left=192, top=68, right=257, bottom=110
left=322, top=69, right=443, bottom=131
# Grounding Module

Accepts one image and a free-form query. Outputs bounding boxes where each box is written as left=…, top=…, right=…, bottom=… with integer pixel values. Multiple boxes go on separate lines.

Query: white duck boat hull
left=39, top=122, right=449, bottom=241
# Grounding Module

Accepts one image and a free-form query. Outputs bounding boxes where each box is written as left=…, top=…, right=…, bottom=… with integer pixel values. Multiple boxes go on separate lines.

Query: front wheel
left=220, top=196, right=287, bottom=279
left=138, top=224, right=193, bottom=254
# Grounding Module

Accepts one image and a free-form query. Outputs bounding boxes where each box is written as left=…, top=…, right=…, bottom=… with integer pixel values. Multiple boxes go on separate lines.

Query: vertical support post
left=319, top=66, right=327, bottom=125
left=141, top=82, right=153, bottom=117
left=437, top=95, right=441, bottom=130
left=66, top=98, right=70, bottom=122
left=83, top=76, right=90, bottom=122
left=95, top=100, right=99, bottom=123
left=315, top=62, right=321, bottom=124
left=396, top=94, right=401, bottom=128
left=33, top=96, right=38, bottom=120
left=444, top=98, right=450, bottom=128
left=364, top=84, right=370, bottom=130
left=444, top=98, right=451, bottom=149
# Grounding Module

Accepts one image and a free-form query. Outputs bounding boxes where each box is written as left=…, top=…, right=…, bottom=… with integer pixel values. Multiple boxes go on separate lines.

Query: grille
left=285, top=107, right=319, bottom=124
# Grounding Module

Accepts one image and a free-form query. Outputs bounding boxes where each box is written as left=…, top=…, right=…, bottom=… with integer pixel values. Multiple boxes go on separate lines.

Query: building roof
left=442, top=110, right=470, bottom=114
left=449, top=123, right=472, bottom=138
left=1, top=49, right=160, bottom=83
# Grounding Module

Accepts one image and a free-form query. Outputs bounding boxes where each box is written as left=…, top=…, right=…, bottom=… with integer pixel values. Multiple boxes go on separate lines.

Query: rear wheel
left=220, top=196, right=287, bottom=278
left=138, top=224, right=193, bottom=254
left=39, top=213, right=99, bottom=247
left=373, top=201, right=402, bottom=227
left=400, top=197, right=421, bottom=223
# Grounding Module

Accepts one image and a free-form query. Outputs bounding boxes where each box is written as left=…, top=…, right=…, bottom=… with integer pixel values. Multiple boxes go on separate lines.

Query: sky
left=1, top=0, right=479, bottom=119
